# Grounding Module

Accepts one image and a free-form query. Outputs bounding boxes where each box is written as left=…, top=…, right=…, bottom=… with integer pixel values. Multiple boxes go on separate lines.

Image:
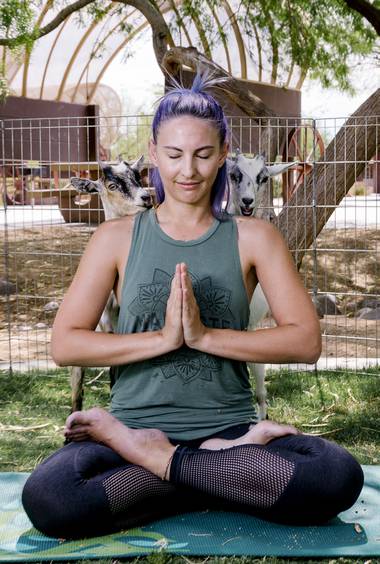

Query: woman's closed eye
left=167, top=152, right=212, bottom=160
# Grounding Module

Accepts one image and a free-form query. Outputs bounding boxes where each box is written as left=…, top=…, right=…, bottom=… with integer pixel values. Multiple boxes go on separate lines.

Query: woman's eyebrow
left=163, top=145, right=215, bottom=151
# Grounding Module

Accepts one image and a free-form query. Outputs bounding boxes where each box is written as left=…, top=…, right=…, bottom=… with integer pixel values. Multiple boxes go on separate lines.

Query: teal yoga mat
left=0, top=466, right=379, bottom=561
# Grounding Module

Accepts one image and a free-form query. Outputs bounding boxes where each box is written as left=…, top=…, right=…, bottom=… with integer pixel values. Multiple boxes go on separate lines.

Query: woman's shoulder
left=235, top=215, right=282, bottom=243
left=93, top=213, right=138, bottom=240
left=85, top=214, right=139, bottom=263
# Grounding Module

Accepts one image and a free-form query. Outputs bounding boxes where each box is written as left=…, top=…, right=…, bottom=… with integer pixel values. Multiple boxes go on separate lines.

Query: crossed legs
left=22, top=409, right=364, bottom=539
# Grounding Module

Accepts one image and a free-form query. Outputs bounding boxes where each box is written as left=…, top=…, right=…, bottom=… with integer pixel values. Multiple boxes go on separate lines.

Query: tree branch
left=162, top=46, right=276, bottom=119
left=120, top=0, right=173, bottom=67
left=342, top=0, right=380, bottom=35
left=0, top=0, right=173, bottom=69
left=0, top=0, right=96, bottom=46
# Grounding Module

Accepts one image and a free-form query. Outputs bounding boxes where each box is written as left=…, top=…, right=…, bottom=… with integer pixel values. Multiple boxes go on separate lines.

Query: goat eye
left=108, top=183, right=118, bottom=191
left=230, top=171, right=242, bottom=183
left=257, top=172, right=269, bottom=184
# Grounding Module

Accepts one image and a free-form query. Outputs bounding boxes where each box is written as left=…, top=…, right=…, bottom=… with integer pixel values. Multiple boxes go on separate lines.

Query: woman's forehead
left=156, top=115, right=219, bottom=146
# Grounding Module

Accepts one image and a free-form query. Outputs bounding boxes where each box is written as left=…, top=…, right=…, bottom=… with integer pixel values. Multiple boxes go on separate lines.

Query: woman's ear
left=218, top=141, right=229, bottom=167
left=219, top=141, right=230, bottom=168
left=149, top=139, right=158, bottom=166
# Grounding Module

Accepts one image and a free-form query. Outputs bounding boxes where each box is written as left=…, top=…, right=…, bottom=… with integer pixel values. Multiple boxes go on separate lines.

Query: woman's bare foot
left=199, top=420, right=300, bottom=450
left=64, top=407, right=176, bottom=480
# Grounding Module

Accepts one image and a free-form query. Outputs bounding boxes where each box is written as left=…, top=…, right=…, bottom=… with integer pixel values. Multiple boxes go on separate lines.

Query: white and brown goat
left=227, top=153, right=296, bottom=419
left=68, top=158, right=153, bottom=411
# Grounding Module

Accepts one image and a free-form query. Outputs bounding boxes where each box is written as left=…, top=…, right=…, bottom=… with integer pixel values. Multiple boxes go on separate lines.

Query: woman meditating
left=22, top=74, right=363, bottom=539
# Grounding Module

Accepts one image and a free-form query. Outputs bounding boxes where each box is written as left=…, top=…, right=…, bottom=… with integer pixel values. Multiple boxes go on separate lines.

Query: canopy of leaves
left=0, top=0, right=35, bottom=47
left=0, top=0, right=378, bottom=94
left=171, top=0, right=378, bottom=92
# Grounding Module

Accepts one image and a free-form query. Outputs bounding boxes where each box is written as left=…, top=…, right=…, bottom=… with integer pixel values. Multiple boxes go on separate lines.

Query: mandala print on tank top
left=127, top=268, right=236, bottom=384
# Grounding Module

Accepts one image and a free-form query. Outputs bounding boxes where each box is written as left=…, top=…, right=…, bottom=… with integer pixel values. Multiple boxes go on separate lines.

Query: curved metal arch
left=69, top=5, right=145, bottom=103
left=296, top=68, right=307, bottom=90
left=168, top=0, right=193, bottom=47
left=250, top=17, right=263, bottom=83
left=56, top=3, right=131, bottom=101
left=80, top=0, right=175, bottom=104
left=187, top=4, right=211, bottom=58
left=285, top=60, right=294, bottom=88
left=7, top=54, right=23, bottom=85
left=87, top=19, right=149, bottom=103
left=206, top=0, right=231, bottom=74
left=40, top=16, right=70, bottom=98
left=22, top=0, right=53, bottom=97
left=71, top=0, right=173, bottom=103
left=221, top=0, right=247, bottom=79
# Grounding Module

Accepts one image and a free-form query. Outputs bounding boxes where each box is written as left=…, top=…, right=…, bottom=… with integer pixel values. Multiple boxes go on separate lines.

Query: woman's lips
left=177, top=181, right=201, bottom=190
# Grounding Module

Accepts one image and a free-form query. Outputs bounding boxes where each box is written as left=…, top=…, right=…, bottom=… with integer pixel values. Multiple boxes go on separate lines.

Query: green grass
left=0, top=366, right=379, bottom=563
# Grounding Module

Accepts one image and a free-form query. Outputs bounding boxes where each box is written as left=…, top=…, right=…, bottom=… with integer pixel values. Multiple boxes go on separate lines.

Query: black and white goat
left=68, top=158, right=153, bottom=411
left=227, top=153, right=296, bottom=419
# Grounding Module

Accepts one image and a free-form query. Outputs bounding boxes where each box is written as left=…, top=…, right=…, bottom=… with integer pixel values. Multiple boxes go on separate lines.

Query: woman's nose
left=182, top=157, right=197, bottom=178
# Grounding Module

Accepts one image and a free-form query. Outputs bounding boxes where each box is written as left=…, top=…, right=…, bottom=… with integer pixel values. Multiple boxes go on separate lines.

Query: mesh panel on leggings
left=176, top=444, right=295, bottom=509
left=103, top=465, right=175, bottom=514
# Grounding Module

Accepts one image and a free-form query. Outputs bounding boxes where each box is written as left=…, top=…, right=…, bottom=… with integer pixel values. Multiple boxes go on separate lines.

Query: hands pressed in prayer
left=162, top=262, right=206, bottom=351
left=180, top=262, right=206, bottom=348
left=161, top=263, right=185, bottom=350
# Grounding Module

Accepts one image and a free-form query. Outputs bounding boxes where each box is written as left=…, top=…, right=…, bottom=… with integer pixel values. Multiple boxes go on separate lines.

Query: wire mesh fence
left=0, top=114, right=379, bottom=374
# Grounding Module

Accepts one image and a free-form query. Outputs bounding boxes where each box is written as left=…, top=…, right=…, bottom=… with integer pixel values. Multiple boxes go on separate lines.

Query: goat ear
left=70, top=177, right=98, bottom=193
left=130, top=155, right=144, bottom=171
left=267, top=161, right=298, bottom=177
left=98, top=162, right=113, bottom=179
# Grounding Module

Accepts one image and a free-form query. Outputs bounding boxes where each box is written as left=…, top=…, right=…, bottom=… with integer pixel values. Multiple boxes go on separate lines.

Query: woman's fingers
left=65, top=410, right=89, bottom=429
left=180, top=263, right=206, bottom=348
left=161, top=264, right=184, bottom=350
left=64, top=428, right=91, bottom=441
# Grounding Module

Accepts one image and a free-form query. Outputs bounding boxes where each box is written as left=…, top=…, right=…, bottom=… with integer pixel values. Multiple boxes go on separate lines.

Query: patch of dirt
left=0, top=225, right=379, bottom=363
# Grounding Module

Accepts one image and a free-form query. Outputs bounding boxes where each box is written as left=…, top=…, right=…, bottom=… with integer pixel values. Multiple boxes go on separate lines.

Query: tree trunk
left=276, top=88, right=380, bottom=269
left=124, top=0, right=174, bottom=66
left=162, top=46, right=277, bottom=119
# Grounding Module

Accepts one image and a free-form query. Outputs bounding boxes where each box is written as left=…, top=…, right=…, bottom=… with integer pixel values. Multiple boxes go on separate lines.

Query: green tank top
left=110, top=208, right=257, bottom=440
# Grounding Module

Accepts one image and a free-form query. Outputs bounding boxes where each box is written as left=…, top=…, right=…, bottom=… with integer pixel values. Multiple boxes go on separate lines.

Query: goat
left=68, top=158, right=153, bottom=411
left=227, top=153, right=296, bottom=419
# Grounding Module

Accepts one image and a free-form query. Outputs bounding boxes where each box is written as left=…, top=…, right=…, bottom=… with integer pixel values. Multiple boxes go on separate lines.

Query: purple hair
left=149, top=73, right=229, bottom=218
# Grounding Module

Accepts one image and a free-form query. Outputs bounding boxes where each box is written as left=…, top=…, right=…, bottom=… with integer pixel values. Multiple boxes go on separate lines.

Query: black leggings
left=22, top=423, right=364, bottom=539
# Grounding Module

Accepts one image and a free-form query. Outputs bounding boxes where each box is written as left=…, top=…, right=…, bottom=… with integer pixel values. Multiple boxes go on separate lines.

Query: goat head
left=70, top=156, right=152, bottom=219
left=227, top=154, right=296, bottom=218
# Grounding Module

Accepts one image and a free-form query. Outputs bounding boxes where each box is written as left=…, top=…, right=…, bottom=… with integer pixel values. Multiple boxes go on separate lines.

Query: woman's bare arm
left=186, top=219, right=322, bottom=364
left=51, top=218, right=181, bottom=367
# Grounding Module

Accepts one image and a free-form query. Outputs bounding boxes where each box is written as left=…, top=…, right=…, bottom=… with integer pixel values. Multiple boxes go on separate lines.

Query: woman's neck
left=155, top=201, right=215, bottom=241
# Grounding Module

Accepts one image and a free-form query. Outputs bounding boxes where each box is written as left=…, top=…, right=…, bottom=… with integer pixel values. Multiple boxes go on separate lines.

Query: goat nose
left=242, top=198, right=254, bottom=206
